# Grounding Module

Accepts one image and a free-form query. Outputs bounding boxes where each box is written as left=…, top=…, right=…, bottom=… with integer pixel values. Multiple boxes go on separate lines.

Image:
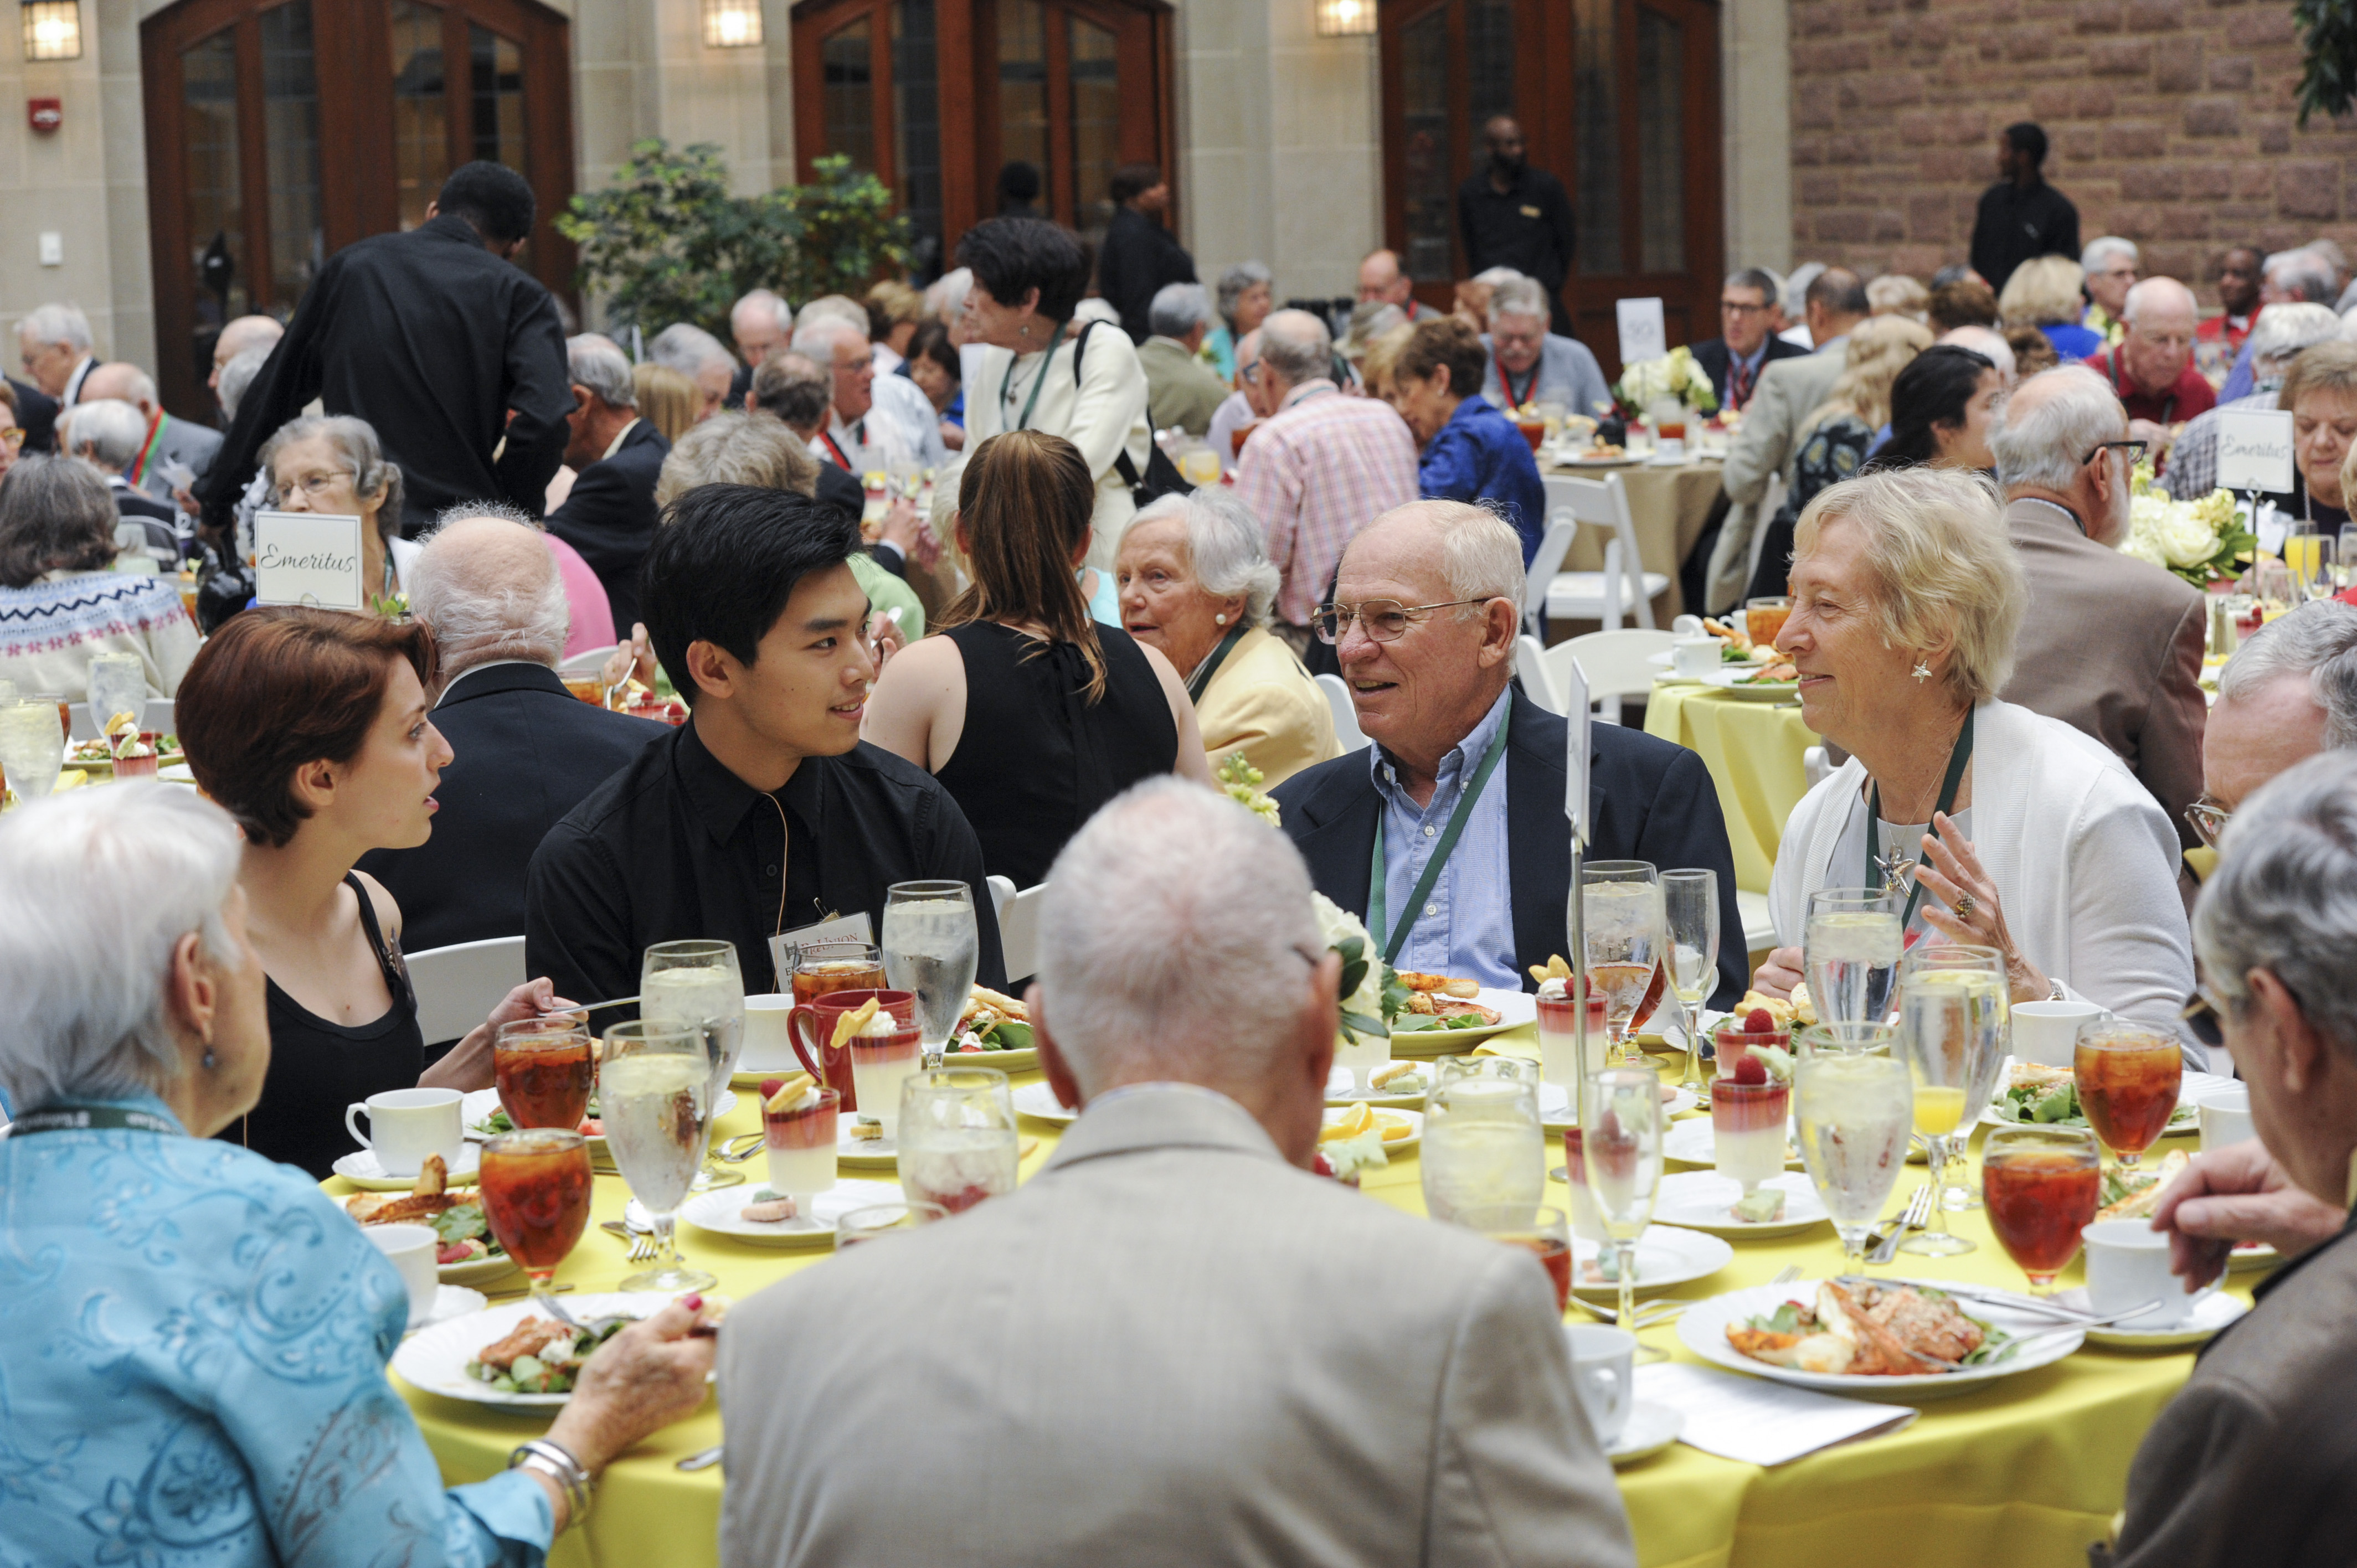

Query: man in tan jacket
left=1990, top=366, right=2206, bottom=866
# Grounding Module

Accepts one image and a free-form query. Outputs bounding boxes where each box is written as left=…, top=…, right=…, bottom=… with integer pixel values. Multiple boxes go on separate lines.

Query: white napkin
left=1635, top=1363, right=1918, bottom=1466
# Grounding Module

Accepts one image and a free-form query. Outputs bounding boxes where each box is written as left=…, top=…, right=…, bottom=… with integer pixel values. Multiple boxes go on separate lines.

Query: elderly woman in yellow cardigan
left=1114, top=488, right=1341, bottom=785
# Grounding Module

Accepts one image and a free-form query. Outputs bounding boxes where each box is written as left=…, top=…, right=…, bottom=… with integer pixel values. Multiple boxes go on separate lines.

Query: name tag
left=766, top=911, right=874, bottom=989
left=1521, top=204, right=1542, bottom=219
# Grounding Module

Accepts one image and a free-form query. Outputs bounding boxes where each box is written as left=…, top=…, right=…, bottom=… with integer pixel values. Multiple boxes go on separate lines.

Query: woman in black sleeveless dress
left=864, top=429, right=1210, bottom=890
left=177, top=607, right=567, bottom=1177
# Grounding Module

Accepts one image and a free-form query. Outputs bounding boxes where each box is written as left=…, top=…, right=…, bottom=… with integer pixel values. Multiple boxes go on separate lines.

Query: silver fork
left=624, top=1199, right=658, bottom=1262
left=1867, top=1185, right=1936, bottom=1266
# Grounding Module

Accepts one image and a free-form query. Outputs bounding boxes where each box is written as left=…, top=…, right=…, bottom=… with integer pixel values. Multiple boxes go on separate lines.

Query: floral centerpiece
left=1315, top=893, right=1411, bottom=1047
left=1610, top=345, right=1719, bottom=422
left=2117, top=461, right=2255, bottom=589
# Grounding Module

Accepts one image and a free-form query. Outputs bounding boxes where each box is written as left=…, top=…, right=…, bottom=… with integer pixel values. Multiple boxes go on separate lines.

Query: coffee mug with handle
left=1672, top=637, right=1721, bottom=680
left=2198, top=1085, right=2254, bottom=1153
left=2010, top=1000, right=2108, bottom=1068
left=2082, top=1218, right=2221, bottom=1330
left=364, top=1221, right=441, bottom=1327
left=1563, top=1323, right=1635, bottom=1446
left=343, top=1087, right=464, bottom=1178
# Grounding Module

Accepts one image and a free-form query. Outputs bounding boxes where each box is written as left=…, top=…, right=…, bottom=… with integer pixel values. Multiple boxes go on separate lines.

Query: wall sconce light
left=702, top=0, right=763, bottom=48
left=21, top=1, right=82, bottom=61
left=1313, top=0, right=1376, bottom=36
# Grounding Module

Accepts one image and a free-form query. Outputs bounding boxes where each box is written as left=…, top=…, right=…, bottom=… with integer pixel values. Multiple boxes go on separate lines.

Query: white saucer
left=438, top=1249, right=519, bottom=1287
left=1607, top=1399, right=1684, bottom=1465
left=2055, top=1287, right=2250, bottom=1349
left=1568, top=1224, right=1734, bottom=1298
left=1325, top=1062, right=1433, bottom=1105
left=1318, top=1106, right=1423, bottom=1154
left=1663, top=1113, right=1803, bottom=1169
left=1650, top=1171, right=1829, bottom=1238
left=678, top=1178, right=904, bottom=1245
left=407, top=1283, right=486, bottom=1334
left=334, top=1143, right=481, bottom=1190
left=1012, top=1079, right=1079, bottom=1126
left=837, top=1118, right=899, bottom=1168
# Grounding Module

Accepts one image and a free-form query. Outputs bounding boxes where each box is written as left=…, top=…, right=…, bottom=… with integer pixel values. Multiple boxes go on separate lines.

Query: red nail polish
left=682, top=1293, right=702, bottom=1311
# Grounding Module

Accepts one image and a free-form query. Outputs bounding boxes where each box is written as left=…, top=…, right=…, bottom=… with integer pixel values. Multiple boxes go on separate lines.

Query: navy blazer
left=547, top=419, right=672, bottom=639
left=1269, top=685, right=1750, bottom=1008
left=357, top=661, right=671, bottom=958
left=1689, top=336, right=1810, bottom=412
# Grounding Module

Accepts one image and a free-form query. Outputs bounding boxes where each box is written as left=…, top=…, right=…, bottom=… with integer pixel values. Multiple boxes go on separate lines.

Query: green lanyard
left=1004, top=323, right=1067, bottom=432
left=1368, top=715, right=1514, bottom=969
left=9, top=1102, right=183, bottom=1137
left=1865, top=707, right=1974, bottom=933
left=1183, top=625, right=1247, bottom=702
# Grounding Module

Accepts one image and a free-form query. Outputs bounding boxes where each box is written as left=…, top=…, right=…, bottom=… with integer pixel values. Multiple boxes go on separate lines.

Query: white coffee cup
left=2081, top=1218, right=2217, bottom=1329
left=366, top=1221, right=441, bottom=1328
left=1672, top=636, right=1721, bottom=679
left=343, top=1087, right=463, bottom=1178
left=741, top=993, right=798, bottom=1072
left=1563, top=1323, right=1635, bottom=1446
left=2198, top=1085, right=2253, bottom=1152
left=2010, top=1000, right=2108, bottom=1068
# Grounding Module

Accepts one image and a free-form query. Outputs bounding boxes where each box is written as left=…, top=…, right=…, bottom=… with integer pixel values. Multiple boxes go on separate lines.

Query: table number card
left=1563, top=656, right=1592, bottom=846
left=253, top=510, right=366, bottom=610
left=2215, top=409, right=2294, bottom=496
left=1616, top=299, right=1667, bottom=369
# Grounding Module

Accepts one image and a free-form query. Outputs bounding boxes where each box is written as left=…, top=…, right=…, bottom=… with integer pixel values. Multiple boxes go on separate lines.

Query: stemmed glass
left=639, top=939, right=744, bottom=1189
left=1579, top=862, right=1663, bottom=1067
left=882, top=880, right=980, bottom=1069
left=1422, top=1076, right=1544, bottom=1223
left=2339, top=524, right=2357, bottom=592
left=477, top=1127, right=594, bottom=1316
left=2286, top=530, right=2336, bottom=602
left=1893, top=944, right=2008, bottom=1254
left=2073, top=1020, right=2183, bottom=1174
left=492, top=1014, right=595, bottom=1131
left=1795, top=1021, right=1897, bottom=1057
left=1804, top=886, right=1903, bottom=1025
left=1794, top=1051, right=1914, bottom=1275
left=897, top=1066, right=1020, bottom=1214
left=599, top=1020, right=717, bottom=1292
left=86, top=652, right=148, bottom=741
left=1663, top=869, right=1720, bottom=1098
left=1454, top=1203, right=1573, bottom=1315
left=1581, top=1068, right=1666, bottom=1363
left=1982, top=1124, right=2102, bottom=1294
left=0, top=699, right=65, bottom=802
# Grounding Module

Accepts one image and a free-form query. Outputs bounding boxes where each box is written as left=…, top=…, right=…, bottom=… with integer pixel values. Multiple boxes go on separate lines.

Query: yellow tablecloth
left=1644, top=683, right=1821, bottom=896
left=1546, top=458, right=1726, bottom=623
left=343, top=1044, right=2237, bottom=1568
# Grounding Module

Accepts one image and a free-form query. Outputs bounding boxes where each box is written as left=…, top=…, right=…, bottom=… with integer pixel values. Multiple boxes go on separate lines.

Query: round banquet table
left=333, top=1038, right=2250, bottom=1568
left=1643, top=679, right=1821, bottom=897
left=1543, top=456, right=1727, bottom=624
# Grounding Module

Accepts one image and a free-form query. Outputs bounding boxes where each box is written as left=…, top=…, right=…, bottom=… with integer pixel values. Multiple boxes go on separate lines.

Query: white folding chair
left=1742, top=472, right=1789, bottom=601
left=1315, top=672, right=1367, bottom=751
left=999, top=882, right=1049, bottom=983
left=985, top=875, right=1016, bottom=926
left=1540, top=472, right=1670, bottom=631
left=1515, top=634, right=1565, bottom=714
left=1736, top=890, right=1778, bottom=957
left=558, top=645, right=619, bottom=673
left=405, top=935, right=528, bottom=1048
left=1520, top=519, right=1578, bottom=641
left=1545, top=628, right=1674, bottom=726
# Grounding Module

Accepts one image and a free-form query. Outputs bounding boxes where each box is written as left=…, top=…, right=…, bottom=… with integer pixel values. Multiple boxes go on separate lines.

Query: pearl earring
left=202, top=1049, right=218, bottom=1070
left=1911, top=660, right=1932, bottom=683
left=1214, top=613, right=1227, bottom=625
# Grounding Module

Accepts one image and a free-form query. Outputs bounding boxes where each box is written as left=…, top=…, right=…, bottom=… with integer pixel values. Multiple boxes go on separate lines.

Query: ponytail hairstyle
left=940, top=429, right=1107, bottom=702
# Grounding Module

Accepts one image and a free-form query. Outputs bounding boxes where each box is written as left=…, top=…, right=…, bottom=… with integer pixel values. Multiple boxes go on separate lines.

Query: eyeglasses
left=1720, top=300, right=1772, bottom=317
left=2079, top=439, right=2148, bottom=467
left=0, top=428, right=23, bottom=450
left=1238, top=360, right=1262, bottom=385
left=277, top=469, right=353, bottom=500
left=2185, top=797, right=2231, bottom=850
left=1314, top=597, right=1496, bottom=644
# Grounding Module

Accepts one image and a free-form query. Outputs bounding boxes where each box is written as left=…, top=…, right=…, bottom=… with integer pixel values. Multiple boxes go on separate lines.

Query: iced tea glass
left=477, top=1128, right=594, bottom=1301
left=492, top=1015, right=595, bottom=1131
left=2074, top=1022, right=2183, bottom=1172
left=1982, top=1124, right=2102, bottom=1293
left=1455, top=1203, right=1572, bottom=1314
left=791, top=940, right=888, bottom=1004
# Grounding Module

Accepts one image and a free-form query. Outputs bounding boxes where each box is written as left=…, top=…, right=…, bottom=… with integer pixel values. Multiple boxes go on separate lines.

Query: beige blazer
left=1999, top=497, right=2207, bottom=853
left=1194, top=624, right=1342, bottom=786
left=716, top=1086, right=1637, bottom=1568
left=1703, top=347, right=1847, bottom=613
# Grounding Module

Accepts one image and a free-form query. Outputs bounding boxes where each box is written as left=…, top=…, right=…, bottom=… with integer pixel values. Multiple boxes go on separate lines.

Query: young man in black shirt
left=526, top=486, right=1005, bottom=1002
left=1968, top=122, right=2080, bottom=296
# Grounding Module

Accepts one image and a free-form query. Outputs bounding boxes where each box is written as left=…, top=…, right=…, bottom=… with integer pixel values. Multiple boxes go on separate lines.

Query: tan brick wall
left=1789, top=0, right=2357, bottom=304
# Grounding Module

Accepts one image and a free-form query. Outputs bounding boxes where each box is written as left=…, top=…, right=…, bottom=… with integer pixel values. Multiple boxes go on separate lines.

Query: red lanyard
left=1495, top=360, right=1538, bottom=408
left=819, top=429, right=853, bottom=468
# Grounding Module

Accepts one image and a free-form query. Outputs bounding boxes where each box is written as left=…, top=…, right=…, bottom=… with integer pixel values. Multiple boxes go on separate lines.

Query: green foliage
left=2296, top=0, right=2357, bottom=123
left=555, top=141, right=912, bottom=338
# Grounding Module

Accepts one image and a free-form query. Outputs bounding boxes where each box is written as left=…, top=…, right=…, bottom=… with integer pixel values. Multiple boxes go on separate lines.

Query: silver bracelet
left=508, top=1438, right=594, bottom=1528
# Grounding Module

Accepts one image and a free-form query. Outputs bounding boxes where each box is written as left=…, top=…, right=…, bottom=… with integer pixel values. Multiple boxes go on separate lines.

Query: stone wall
left=1788, top=0, right=2357, bottom=303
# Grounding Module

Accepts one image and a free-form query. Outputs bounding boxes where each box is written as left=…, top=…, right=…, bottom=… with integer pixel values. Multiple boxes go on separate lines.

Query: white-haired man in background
left=647, top=322, right=738, bottom=423
left=791, top=313, right=948, bottom=472
left=1938, top=323, right=2018, bottom=386
left=717, top=776, right=1636, bottom=1568
left=357, top=505, right=668, bottom=952
left=729, top=288, right=793, bottom=373
left=1481, top=275, right=1610, bottom=416
left=59, top=398, right=179, bottom=563
left=79, top=360, right=223, bottom=501
left=2083, top=277, right=2214, bottom=462
left=547, top=333, right=670, bottom=640
left=2165, top=302, right=2349, bottom=500
left=17, top=301, right=95, bottom=409
left=1138, top=281, right=1229, bottom=436
left=2080, top=235, right=2139, bottom=343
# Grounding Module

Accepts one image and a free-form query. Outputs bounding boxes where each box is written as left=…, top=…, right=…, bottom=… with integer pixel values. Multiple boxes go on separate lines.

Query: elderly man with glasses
left=1994, top=365, right=2208, bottom=881
left=1270, top=499, right=1747, bottom=1000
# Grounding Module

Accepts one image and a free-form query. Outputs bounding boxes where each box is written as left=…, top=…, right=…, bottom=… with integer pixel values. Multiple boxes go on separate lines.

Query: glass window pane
left=469, top=23, right=527, bottom=169
left=389, top=1, right=447, bottom=231
left=1636, top=8, right=1684, bottom=274
left=892, top=0, right=943, bottom=275
left=1466, top=0, right=1514, bottom=170
left=181, top=28, right=245, bottom=376
left=997, top=1, right=1047, bottom=214
left=260, top=1, right=322, bottom=313
left=1068, top=14, right=1119, bottom=248
left=823, top=17, right=876, bottom=172
left=1574, top=0, right=1623, bottom=275
left=1399, top=6, right=1451, bottom=282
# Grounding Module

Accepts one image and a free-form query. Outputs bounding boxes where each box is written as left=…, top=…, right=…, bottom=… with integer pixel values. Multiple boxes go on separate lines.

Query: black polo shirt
left=1969, top=178, right=2080, bottom=294
left=525, top=716, right=1006, bottom=1003
left=1457, top=164, right=1577, bottom=297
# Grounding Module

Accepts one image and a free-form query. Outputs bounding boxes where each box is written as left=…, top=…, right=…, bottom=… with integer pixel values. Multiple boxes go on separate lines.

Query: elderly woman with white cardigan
left=1751, top=466, right=2195, bottom=1043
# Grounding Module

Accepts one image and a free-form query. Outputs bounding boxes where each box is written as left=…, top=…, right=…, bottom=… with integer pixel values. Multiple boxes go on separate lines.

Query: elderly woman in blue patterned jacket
left=0, top=782, right=714, bottom=1568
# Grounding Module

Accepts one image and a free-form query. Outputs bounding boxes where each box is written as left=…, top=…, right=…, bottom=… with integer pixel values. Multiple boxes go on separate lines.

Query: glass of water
left=1804, top=886, right=1904, bottom=1025
left=599, top=1020, right=717, bottom=1292
left=1794, top=1051, right=1915, bottom=1275
left=639, top=939, right=744, bottom=1189
left=0, top=700, right=65, bottom=802
left=86, top=652, right=148, bottom=741
left=1582, top=1067, right=1666, bottom=1362
left=1421, top=1076, right=1544, bottom=1224
left=897, top=1066, right=1019, bottom=1215
left=1579, top=862, right=1663, bottom=1066
left=882, top=880, right=980, bottom=1069
left=1662, top=869, right=1720, bottom=1098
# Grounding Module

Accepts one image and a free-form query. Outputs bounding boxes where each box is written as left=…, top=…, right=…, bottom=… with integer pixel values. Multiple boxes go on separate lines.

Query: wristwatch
left=2047, top=979, right=2068, bottom=1002
left=509, top=1438, right=593, bottom=1527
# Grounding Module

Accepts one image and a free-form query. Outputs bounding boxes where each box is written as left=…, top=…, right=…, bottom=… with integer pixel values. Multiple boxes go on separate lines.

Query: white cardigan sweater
left=1768, top=699, right=2196, bottom=1041
left=956, top=326, right=1152, bottom=571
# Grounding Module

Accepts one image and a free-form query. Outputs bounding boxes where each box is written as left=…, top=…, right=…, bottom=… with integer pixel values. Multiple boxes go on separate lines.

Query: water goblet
left=1663, top=869, right=1721, bottom=1098
left=882, top=880, right=979, bottom=1069
left=600, top=1020, right=718, bottom=1292
left=1804, top=886, right=1903, bottom=1025
left=1579, top=862, right=1663, bottom=1067
left=1794, top=1051, right=1913, bottom=1275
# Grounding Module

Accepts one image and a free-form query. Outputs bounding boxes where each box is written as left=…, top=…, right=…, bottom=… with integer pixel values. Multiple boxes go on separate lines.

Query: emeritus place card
left=254, top=510, right=366, bottom=610
left=1615, top=299, right=1668, bottom=369
left=2215, top=408, right=2294, bottom=496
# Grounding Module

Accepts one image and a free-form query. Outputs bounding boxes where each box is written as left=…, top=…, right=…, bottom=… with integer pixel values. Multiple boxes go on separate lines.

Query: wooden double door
left=141, top=0, right=575, bottom=420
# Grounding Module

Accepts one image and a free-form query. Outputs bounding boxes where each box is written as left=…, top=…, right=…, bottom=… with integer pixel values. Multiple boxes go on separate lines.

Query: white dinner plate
left=678, top=1178, right=903, bottom=1245
left=392, top=1291, right=678, bottom=1407
left=1696, top=668, right=1799, bottom=703
left=157, top=761, right=197, bottom=784
left=333, top=1143, right=481, bottom=1190
left=1663, top=1113, right=1804, bottom=1169
left=1326, top=1062, right=1437, bottom=1105
left=2051, top=1287, right=2249, bottom=1349
left=1390, top=988, right=1539, bottom=1053
left=835, top=1115, right=900, bottom=1167
left=438, top=1249, right=519, bottom=1288
left=1650, top=1171, right=1828, bottom=1239
left=407, top=1284, right=486, bottom=1334
left=1318, top=1105, right=1422, bottom=1155
left=1676, top=1278, right=2084, bottom=1401
left=1012, top=1079, right=1079, bottom=1126
left=462, top=1087, right=737, bottom=1147
left=1982, top=1062, right=2229, bottom=1132
left=1568, top=1224, right=1734, bottom=1299
left=1607, top=1399, right=1685, bottom=1465
left=1537, top=1081, right=1694, bottom=1130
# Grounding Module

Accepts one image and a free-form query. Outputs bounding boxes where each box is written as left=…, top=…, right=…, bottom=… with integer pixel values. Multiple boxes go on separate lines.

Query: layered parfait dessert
left=1713, top=1008, right=1795, bottom=1221
left=760, top=1071, right=840, bottom=1206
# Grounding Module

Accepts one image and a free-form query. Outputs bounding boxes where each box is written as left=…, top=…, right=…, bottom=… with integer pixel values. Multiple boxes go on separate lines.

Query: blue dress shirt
left=0, top=1091, right=555, bottom=1568
left=1369, top=686, right=1519, bottom=988
left=2218, top=335, right=2258, bottom=404
left=1419, top=396, right=1550, bottom=563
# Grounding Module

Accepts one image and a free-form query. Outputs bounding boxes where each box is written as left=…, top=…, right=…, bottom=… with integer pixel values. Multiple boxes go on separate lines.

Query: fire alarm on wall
left=28, top=99, right=61, bottom=134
